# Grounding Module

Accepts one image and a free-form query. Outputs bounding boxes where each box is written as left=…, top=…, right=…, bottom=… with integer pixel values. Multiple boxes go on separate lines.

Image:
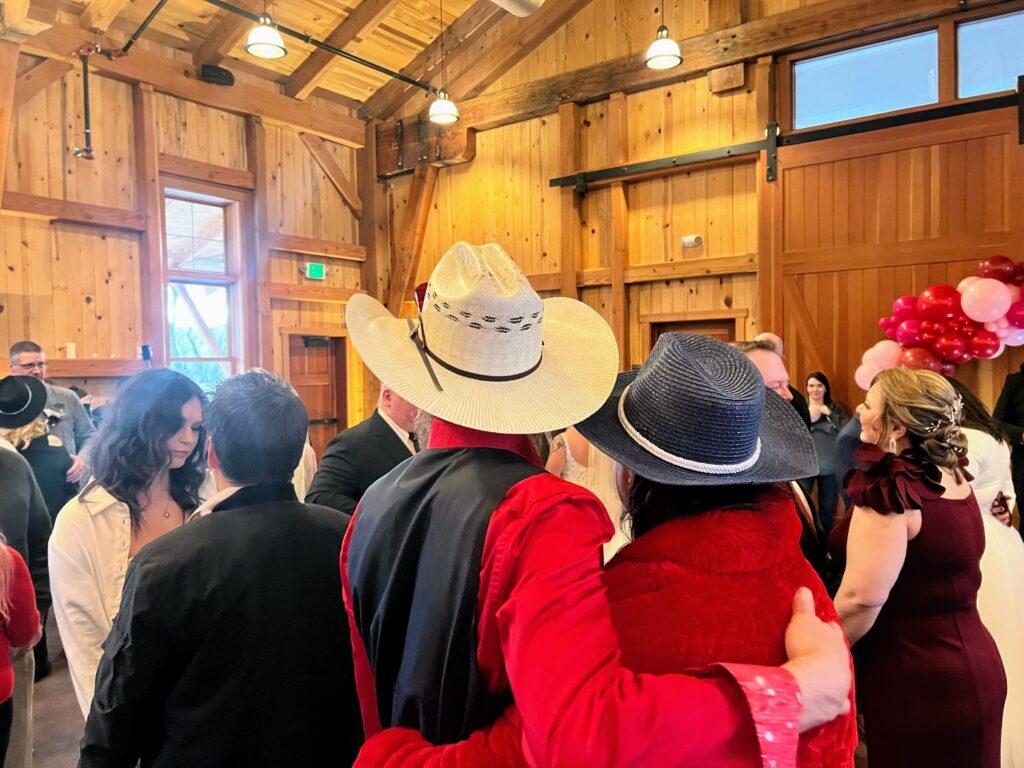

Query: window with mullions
left=793, top=31, right=939, bottom=129
left=162, top=189, right=242, bottom=393
left=958, top=9, right=1024, bottom=98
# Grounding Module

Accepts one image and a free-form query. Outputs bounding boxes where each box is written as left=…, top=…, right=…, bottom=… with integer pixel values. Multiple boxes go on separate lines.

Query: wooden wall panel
left=0, top=217, right=141, bottom=359
left=154, top=93, right=248, bottom=169
left=264, top=124, right=361, bottom=243
left=776, top=109, right=1024, bottom=411
left=6, top=67, right=135, bottom=208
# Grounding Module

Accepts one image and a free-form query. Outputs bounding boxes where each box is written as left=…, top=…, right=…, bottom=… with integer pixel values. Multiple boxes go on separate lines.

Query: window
left=957, top=10, right=1024, bottom=98
left=793, top=31, right=939, bottom=129
left=162, top=187, right=244, bottom=393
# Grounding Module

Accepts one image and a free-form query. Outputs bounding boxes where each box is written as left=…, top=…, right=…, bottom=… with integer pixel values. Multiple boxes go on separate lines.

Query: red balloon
left=900, top=346, right=943, bottom=372
left=1006, top=300, right=1024, bottom=328
left=885, top=326, right=898, bottom=340
left=878, top=316, right=894, bottom=330
left=892, top=295, right=918, bottom=321
left=968, top=329, right=1001, bottom=359
left=917, top=285, right=962, bottom=321
left=941, top=363, right=957, bottom=376
left=950, top=349, right=974, bottom=365
left=933, top=333, right=967, bottom=362
left=977, top=255, right=1016, bottom=282
left=896, top=319, right=923, bottom=346
left=1013, top=263, right=1024, bottom=287
left=920, top=320, right=946, bottom=336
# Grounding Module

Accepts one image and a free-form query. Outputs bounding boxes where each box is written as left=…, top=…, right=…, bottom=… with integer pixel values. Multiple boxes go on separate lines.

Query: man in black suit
left=754, top=332, right=812, bottom=426
left=79, top=371, right=362, bottom=767
left=305, top=386, right=419, bottom=514
left=993, top=367, right=1024, bottom=538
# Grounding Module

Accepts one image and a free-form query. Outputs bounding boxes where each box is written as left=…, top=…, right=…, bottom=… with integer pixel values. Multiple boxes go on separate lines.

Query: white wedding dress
left=964, top=426, right=1024, bottom=768
left=558, top=434, right=626, bottom=562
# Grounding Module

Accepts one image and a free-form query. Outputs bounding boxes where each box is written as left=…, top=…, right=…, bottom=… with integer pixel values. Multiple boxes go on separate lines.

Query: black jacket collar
left=213, top=482, right=298, bottom=513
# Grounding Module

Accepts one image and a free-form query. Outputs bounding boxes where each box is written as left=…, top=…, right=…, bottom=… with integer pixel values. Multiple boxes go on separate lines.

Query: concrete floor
left=32, top=614, right=82, bottom=768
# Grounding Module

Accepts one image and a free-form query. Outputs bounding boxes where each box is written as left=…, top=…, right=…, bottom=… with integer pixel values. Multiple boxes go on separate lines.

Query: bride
left=949, top=378, right=1024, bottom=768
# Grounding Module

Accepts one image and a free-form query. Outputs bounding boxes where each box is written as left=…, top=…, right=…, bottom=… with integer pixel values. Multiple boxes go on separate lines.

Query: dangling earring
left=887, top=434, right=898, bottom=454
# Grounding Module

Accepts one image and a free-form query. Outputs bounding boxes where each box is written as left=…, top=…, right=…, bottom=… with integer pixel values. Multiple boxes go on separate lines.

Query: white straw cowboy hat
left=346, top=242, right=619, bottom=434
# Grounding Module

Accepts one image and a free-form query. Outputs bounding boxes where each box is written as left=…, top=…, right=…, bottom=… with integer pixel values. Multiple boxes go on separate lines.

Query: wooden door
left=653, top=318, right=737, bottom=345
left=287, top=335, right=347, bottom=459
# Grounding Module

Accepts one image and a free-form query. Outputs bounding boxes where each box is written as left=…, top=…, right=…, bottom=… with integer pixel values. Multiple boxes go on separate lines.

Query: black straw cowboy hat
left=577, top=333, right=818, bottom=486
left=0, top=375, right=47, bottom=429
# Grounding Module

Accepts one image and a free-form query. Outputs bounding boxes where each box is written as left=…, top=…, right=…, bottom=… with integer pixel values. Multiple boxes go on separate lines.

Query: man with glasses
left=8, top=341, right=95, bottom=484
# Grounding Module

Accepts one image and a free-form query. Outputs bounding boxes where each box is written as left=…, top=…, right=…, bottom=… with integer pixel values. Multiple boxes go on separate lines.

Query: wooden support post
left=754, top=55, right=782, bottom=334
left=357, top=119, right=392, bottom=416
left=245, top=117, right=275, bottom=371
left=386, top=164, right=438, bottom=315
left=132, top=83, right=168, bottom=366
left=558, top=102, right=582, bottom=300
left=300, top=133, right=364, bottom=219
left=607, top=91, right=629, bottom=370
left=0, top=42, right=20, bottom=194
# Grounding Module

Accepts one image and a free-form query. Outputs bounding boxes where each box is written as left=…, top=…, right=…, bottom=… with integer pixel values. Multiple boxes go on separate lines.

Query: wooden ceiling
left=49, top=0, right=480, bottom=106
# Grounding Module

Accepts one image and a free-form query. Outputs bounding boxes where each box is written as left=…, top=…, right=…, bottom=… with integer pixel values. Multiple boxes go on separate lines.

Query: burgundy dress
left=830, top=446, right=1007, bottom=768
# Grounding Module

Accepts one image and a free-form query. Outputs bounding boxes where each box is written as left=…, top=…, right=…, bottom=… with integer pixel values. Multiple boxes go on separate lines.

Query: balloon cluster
left=857, top=256, right=1024, bottom=390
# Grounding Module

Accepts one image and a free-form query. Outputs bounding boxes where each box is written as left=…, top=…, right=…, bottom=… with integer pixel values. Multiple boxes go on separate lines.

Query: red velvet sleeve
left=481, top=476, right=801, bottom=768
left=4, top=548, right=40, bottom=650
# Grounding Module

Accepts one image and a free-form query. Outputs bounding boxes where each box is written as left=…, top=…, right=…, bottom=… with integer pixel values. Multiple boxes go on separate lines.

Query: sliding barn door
left=768, top=108, right=1024, bottom=410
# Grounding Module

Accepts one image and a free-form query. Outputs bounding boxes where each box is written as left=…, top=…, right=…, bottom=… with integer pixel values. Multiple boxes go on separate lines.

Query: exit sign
left=304, top=262, right=327, bottom=280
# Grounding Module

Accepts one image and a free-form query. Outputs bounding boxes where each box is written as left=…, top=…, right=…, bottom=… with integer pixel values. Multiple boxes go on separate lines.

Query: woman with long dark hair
left=49, top=369, right=208, bottom=715
left=806, top=371, right=847, bottom=534
left=947, top=377, right=1024, bottom=767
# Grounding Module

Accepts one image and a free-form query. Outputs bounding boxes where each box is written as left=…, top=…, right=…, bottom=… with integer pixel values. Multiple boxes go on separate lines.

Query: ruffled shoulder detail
left=843, top=443, right=960, bottom=514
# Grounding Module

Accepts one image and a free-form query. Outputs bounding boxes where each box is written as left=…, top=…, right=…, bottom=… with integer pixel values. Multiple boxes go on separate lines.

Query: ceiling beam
left=358, top=0, right=506, bottom=120
left=441, top=0, right=593, bottom=102
left=377, top=0, right=1013, bottom=145
left=21, top=22, right=366, bottom=147
left=192, top=0, right=263, bottom=66
left=80, top=0, right=132, bottom=33
left=0, top=42, right=23, bottom=194
left=299, top=133, right=364, bottom=218
left=387, top=164, right=438, bottom=314
left=13, top=58, right=71, bottom=107
left=0, top=0, right=54, bottom=41
left=284, top=0, right=402, bottom=100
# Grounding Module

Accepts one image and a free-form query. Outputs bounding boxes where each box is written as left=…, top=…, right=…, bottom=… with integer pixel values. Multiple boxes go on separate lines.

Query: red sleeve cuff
left=712, top=664, right=802, bottom=768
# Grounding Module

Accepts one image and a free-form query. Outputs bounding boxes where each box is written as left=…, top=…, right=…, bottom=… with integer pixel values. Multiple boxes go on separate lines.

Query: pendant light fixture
left=245, top=0, right=286, bottom=60
left=645, top=4, right=681, bottom=70
left=429, top=0, right=459, bottom=125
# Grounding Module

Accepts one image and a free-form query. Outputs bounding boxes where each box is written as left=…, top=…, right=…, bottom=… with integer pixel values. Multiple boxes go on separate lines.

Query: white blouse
left=962, top=427, right=1016, bottom=515
left=50, top=485, right=139, bottom=716
left=49, top=478, right=214, bottom=716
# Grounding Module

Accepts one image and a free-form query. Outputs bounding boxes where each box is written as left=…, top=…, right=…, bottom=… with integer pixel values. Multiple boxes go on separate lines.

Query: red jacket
left=342, top=420, right=810, bottom=767
left=0, top=547, right=40, bottom=703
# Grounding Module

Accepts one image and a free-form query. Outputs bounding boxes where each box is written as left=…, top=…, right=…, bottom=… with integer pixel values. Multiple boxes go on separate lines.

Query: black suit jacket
left=305, top=410, right=412, bottom=514
left=80, top=483, right=362, bottom=768
left=994, top=368, right=1024, bottom=513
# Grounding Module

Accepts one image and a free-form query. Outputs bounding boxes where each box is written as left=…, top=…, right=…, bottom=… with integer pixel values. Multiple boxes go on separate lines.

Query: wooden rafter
left=284, top=0, right=402, bottom=100
left=442, top=0, right=593, bottom=102
left=299, top=133, right=364, bottom=219
left=192, top=0, right=264, bottom=67
left=358, top=0, right=506, bottom=120
left=21, top=22, right=365, bottom=147
left=386, top=164, right=438, bottom=314
left=80, top=0, right=132, bottom=33
left=1, top=191, right=147, bottom=231
left=0, top=0, right=53, bottom=42
left=13, top=59, right=71, bottom=107
left=0, top=41, right=19, bottom=193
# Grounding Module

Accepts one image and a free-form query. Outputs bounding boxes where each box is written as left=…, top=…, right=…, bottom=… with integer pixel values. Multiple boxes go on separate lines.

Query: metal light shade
left=429, top=90, right=460, bottom=125
left=246, top=15, right=287, bottom=59
left=645, top=25, right=681, bottom=70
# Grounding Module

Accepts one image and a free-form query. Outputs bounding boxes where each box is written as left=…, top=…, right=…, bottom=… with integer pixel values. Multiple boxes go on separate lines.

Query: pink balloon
left=1009, top=285, right=1022, bottom=304
left=961, top=278, right=1014, bottom=323
left=855, top=363, right=880, bottom=391
left=997, top=327, right=1011, bottom=339
left=957, top=275, right=981, bottom=293
left=896, top=319, right=923, bottom=346
left=862, top=348, right=878, bottom=366
left=872, top=340, right=902, bottom=369
left=1005, top=327, right=1024, bottom=347
left=998, top=317, right=1011, bottom=329
left=985, top=322, right=999, bottom=332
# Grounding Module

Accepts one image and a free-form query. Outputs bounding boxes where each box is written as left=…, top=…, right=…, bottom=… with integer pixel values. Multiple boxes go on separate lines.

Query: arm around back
left=4, top=548, right=40, bottom=650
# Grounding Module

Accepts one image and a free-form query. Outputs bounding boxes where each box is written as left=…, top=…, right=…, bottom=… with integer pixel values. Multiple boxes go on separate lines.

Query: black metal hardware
left=779, top=92, right=1018, bottom=146
left=1018, top=75, right=1023, bottom=145
left=396, top=120, right=405, bottom=171
left=307, top=417, right=339, bottom=426
left=72, top=53, right=95, bottom=160
left=550, top=139, right=766, bottom=194
left=120, top=0, right=171, bottom=54
left=765, top=122, right=778, bottom=182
